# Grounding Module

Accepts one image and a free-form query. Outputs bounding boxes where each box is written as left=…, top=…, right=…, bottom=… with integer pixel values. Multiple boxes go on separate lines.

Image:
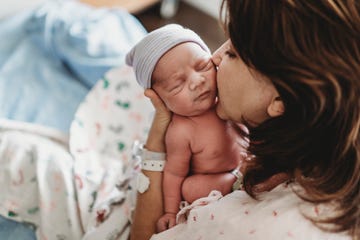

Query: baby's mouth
left=195, top=90, right=211, bottom=101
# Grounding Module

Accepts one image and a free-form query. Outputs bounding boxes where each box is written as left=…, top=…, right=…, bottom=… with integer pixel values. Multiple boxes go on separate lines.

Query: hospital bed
left=0, top=0, right=159, bottom=239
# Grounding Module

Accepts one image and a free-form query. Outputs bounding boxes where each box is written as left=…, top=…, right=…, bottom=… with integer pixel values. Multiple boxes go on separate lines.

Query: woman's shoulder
left=151, top=183, right=351, bottom=240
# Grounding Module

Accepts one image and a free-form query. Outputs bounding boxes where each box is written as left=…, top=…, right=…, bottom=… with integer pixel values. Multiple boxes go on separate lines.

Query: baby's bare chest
left=189, top=120, right=240, bottom=173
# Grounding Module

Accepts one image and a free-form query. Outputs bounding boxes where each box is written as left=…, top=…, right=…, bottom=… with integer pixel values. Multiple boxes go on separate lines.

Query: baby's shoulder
left=167, top=115, right=194, bottom=133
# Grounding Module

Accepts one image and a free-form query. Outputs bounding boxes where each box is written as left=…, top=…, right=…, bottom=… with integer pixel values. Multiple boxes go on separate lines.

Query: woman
left=130, top=0, right=360, bottom=239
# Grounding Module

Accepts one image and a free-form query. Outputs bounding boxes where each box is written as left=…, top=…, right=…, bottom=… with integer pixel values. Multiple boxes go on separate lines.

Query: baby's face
left=152, top=42, right=217, bottom=116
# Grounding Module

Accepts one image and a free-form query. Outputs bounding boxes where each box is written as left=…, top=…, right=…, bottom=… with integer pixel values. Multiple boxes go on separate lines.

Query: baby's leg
left=181, top=172, right=236, bottom=203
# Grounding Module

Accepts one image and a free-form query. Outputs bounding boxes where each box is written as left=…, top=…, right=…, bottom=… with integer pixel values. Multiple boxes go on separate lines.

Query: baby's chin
left=173, top=104, right=213, bottom=117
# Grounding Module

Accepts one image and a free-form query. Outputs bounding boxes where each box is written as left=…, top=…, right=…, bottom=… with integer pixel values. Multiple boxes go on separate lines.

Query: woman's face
left=212, top=40, right=281, bottom=126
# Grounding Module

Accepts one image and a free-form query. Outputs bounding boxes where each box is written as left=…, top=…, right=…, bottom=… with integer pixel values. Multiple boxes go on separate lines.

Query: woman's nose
left=212, top=40, right=230, bottom=67
left=211, top=49, right=222, bottom=67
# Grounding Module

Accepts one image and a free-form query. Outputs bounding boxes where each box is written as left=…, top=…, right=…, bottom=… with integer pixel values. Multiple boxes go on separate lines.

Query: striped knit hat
left=125, top=24, right=210, bottom=89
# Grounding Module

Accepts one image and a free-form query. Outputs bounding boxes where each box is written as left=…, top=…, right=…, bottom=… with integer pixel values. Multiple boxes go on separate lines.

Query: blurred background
left=1, top=0, right=226, bottom=51
left=0, top=0, right=226, bottom=133
left=133, top=0, right=226, bottom=51
left=0, top=1, right=228, bottom=239
left=79, top=0, right=226, bottom=51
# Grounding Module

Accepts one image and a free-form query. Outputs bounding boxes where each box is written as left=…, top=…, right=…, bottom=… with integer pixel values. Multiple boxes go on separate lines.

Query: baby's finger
left=156, top=219, right=168, bottom=233
left=168, top=218, right=176, bottom=229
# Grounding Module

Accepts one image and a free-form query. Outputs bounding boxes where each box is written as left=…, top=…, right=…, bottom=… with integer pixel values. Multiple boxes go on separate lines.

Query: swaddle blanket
left=70, top=66, right=153, bottom=240
left=0, top=65, right=154, bottom=240
left=0, top=119, right=83, bottom=239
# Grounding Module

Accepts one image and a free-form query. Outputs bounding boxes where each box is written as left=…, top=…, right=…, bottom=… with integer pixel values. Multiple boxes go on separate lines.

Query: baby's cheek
left=207, top=72, right=217, bottom=86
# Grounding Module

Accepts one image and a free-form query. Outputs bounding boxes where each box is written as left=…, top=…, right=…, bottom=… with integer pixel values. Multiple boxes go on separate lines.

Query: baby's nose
left=189, top=74, right=205, bottom=90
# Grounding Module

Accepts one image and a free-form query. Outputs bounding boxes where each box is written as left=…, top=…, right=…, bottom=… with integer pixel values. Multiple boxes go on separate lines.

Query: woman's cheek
left=215, top=100, right=228, bottom=120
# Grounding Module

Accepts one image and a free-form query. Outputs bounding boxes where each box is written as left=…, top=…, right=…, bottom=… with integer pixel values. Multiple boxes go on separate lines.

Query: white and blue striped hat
left=125, top=24, right=210, bottom=89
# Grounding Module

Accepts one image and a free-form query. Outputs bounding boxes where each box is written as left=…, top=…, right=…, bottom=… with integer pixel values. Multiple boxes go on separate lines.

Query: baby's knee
left=181, top=177, right=199, bottom=203
left=182, top=173, right=236, bottom=203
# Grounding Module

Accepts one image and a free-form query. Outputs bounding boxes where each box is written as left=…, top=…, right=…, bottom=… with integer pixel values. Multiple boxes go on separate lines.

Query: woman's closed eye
left=225, top=50, right=237, bottom=59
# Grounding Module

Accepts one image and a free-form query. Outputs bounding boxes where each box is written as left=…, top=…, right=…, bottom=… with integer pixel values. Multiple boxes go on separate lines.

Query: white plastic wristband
left=141, top=159, right=166, bottom=171
left=132, top=141, right=166, bottom=172
left=136, top=172, right=150, bottom=193
left=141, top=147, right=166, bottom=171
left=142, top=148, right=166, bottom=161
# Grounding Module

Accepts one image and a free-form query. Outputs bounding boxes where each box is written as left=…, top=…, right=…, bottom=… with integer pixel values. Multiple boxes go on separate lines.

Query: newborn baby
left=126, top=24, right=243, bottom=232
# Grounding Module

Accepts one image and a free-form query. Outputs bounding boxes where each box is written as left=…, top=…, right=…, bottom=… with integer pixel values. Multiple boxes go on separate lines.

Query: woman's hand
left=144, top=88, right=171, bottom=117
left=145, top=89, right=171, bottom=125
left=144, top=89, right=172, bottom=152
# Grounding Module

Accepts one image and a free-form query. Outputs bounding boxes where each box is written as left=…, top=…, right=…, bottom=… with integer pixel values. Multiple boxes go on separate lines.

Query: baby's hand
left=156, top=212, right=177, bottom=233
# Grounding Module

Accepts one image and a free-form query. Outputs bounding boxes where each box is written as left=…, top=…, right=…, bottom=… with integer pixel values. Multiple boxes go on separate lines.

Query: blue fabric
left=0, top=1, right=146, bottom=238
left=0, top=0, right=146, bottom=132
left=0, top=216, right=36, bottom=240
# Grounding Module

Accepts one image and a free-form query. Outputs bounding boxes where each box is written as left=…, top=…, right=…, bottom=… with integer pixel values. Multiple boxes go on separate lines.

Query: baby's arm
left=157, top=119, right=192, bottom=232
left=130, top=89, right=171, bottom=240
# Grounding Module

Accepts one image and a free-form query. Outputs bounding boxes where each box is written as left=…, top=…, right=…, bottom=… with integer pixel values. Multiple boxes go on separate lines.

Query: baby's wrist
left=164, top=212, right=177, bottom=216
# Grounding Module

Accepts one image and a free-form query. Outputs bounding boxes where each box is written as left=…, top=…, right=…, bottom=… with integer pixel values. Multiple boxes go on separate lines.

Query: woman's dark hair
left=221, top=0, right=360, bottom=238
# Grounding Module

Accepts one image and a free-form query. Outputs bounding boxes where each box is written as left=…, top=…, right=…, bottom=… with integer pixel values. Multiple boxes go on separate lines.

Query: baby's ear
left=267, top=97, right=284, bottom=117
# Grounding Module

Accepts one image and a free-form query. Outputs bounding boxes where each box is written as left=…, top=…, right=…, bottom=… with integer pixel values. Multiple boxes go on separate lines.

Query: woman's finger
left=145, top=88, right=172, bottom=125
left=144, top=89, right=168, bottom=112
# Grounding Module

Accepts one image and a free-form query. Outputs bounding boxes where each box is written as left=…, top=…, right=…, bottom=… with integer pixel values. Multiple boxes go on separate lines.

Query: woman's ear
left=267, top=97, right=284, bottom=117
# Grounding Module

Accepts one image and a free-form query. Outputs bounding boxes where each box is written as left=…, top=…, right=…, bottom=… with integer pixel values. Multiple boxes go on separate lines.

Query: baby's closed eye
left=168, top=79, right=185, bottom=92
left=196, top=58, right=213, bottom=71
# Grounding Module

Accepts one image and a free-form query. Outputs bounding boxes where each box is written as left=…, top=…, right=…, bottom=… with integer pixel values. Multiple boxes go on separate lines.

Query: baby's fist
left=156, top=213, right=177, bottom=233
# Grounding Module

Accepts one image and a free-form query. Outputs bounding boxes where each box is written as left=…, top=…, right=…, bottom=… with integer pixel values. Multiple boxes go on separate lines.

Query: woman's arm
left=130, top=89, right=171, bottom=240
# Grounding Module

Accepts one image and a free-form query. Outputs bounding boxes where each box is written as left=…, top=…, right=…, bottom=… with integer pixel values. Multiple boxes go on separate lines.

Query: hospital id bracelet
left=141, top=159, right=166, bottom=171
left=231, top=169, right=244, bottom=191
left=142, top=148, right=166, bottom=161
left=132, top=140, right=166, bottom=172
left=141, top=147, right=166, bottom=171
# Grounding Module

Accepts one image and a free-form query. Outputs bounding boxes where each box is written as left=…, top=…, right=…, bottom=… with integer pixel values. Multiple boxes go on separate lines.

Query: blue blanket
left=0, top=1, right=146, bottom=133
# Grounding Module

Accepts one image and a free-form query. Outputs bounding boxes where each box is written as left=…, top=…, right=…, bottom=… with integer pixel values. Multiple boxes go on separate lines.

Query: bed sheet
left=0, top=64, right=154, bottom=240
left=0, top=0, right=147, bottom=133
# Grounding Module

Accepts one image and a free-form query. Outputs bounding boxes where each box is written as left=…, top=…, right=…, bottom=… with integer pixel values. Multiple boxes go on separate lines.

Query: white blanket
left=0, top=119, right=83, bottom=239
left=0, top=66, right=153, bottom=240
